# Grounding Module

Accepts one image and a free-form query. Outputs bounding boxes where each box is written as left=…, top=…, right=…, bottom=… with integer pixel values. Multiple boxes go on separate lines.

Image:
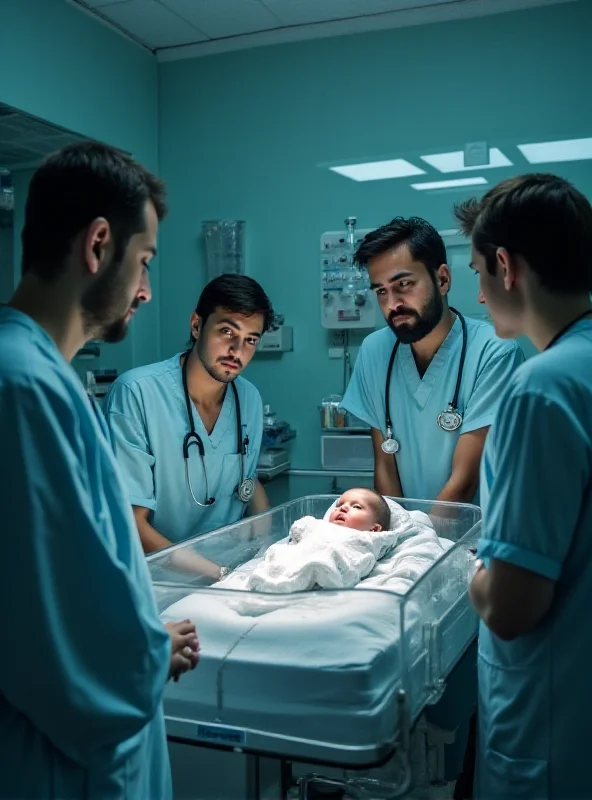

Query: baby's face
left=328, top=490, right=382, bottom=532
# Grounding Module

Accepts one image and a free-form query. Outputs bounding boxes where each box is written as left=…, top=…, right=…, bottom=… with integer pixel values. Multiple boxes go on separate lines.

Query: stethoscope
left=544, top=309, right=592, bottom=351
left=382, top=308, right=468, bottom=455
left=181, top=350, right=255, bottom=507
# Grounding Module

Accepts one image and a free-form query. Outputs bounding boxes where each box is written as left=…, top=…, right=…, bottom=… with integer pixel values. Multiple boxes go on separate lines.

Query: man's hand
left=469, top=559, right=555, bottom=641
left=169, top=548, right=225, bottom=581
left=165, top=619, right=200, bottom=682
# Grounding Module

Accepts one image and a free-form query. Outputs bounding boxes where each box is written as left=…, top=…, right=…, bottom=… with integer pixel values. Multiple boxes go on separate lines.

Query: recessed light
left=329, top=159, right=425, bottom=182
left=517, top=137, right=592, bottom=164
left=410, top=177, right=488, bottom=191
left=419, top=148, right=512, bottom=173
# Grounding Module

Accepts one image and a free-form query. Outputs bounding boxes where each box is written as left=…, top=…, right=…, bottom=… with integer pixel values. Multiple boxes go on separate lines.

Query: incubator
left=148, top=495, right=481, bottom=800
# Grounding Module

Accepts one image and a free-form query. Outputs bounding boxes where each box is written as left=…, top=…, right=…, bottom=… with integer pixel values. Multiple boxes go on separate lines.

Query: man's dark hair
left=454, top=173, right=592, bottom=293
left=191, top=274, right=275, bottom=343
left=22, top=140, right=167, bottom=279
left=354, top=216, right=447, bottom=274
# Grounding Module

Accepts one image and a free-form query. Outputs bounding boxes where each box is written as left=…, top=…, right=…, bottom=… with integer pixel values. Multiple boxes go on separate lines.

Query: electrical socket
left=331, top=330, right=346, bottom=346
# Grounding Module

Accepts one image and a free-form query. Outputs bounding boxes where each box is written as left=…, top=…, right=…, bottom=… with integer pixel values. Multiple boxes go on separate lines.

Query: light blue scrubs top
left=104, top=353, right=263, bottom=543
left=476, top=318, right=592, bottom=800
left=341, top=315, right=524, bottom=502
left=0, top=308, right=172, bottom=800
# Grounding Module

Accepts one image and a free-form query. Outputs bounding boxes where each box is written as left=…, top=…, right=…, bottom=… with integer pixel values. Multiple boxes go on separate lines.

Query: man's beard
left=81, top=254, right=136, bottom=344
left=388, top=288, right=444, bottom=344
left=196, top=340, right=242, bottom=384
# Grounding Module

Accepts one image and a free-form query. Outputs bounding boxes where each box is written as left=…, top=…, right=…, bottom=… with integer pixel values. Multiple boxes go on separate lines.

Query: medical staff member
left=342, top=216, right=524, bottom=504
left=0, top=142, right=198, bottom=799
left=104, top=274, right=273, bottom=574
left=456, top=174, right=592, bottom=799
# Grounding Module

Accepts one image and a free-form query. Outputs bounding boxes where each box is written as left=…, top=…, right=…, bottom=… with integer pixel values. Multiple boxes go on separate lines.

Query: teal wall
left=3, top=1, right=591, bottom=470
left=158, top=0, right=592, bottom=470
left=0, top=0, right=160, bottom=372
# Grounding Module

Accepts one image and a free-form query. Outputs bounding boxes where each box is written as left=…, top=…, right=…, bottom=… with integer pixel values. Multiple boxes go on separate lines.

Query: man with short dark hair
left=342, top=216, right=524, bottom=505
left=457, top=173, right=592, bottom=799
left=0, top=141, right=198, bottom=799
left=105, top=274, right=275, bottom=567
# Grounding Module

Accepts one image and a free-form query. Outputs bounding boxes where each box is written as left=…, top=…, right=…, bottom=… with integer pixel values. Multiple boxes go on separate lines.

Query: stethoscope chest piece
left=437, top=405, right=463, bottom=432
left=237, top=476, right=256, bottom=504
left=381, top=435, right=400, bottom=454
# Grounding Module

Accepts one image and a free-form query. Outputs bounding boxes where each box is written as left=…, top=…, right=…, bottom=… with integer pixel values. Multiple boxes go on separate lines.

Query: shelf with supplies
left=262, top=429, right=296, bottom=448
left=257, top=461, right=291, bottom=482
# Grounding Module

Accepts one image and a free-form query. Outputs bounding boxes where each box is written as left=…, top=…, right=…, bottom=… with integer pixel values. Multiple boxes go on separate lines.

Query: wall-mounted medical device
left=257, top=325, right=293, bottom=352
left=321, top=217, right=377, bottom=330
left=256, top=313, right=293, bottom=353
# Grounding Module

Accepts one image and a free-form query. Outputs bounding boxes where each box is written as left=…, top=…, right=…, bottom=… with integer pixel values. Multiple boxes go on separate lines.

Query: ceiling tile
left=162, top=0, right=281, bottom=38
left=260, top=0, right=455, bottom=26
left=100, top=0, right=209, bottom=48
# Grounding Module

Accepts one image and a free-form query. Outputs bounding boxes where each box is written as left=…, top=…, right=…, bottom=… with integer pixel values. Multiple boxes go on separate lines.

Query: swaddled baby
left=246, top=489, right=398, bottom=593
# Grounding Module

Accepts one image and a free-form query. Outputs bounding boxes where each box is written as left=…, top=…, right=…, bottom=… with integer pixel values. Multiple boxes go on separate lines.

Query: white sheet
left=160, top=588, right=408, bottom=749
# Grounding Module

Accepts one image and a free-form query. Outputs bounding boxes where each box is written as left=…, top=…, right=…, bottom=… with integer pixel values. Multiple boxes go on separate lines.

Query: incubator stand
left=148, top=496, right=481, bottom=800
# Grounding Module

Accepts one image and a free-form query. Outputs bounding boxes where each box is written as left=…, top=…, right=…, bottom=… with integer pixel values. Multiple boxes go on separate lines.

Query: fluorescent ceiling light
left=517, top=137, right=592, bottom=164
left=329, top=159, right=425, bottom=182
left=411, top=177, right=488, bottom=191
left=420, top=148, right=512, bottom=173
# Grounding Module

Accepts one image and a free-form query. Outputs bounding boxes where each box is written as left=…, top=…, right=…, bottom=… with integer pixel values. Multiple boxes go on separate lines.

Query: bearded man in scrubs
left=0, top=142, right=198, bottom=799
left=342, top=215, right=524, bottom=504
left=457, top=174, right=592, bottom=799
left=104, top=274, right=273, bottom=579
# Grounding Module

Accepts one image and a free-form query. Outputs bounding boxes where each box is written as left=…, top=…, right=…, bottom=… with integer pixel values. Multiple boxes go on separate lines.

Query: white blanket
left=246, top=517, right=398, bottom=593
left=216, top=499, right=447, bottom=599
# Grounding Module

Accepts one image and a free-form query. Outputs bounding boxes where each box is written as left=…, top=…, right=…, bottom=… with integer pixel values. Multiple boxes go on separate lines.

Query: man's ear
left=189, top=311, right=201, bottom=340
left=496, top=247, right=518, bottom=291
left=83, top=218, right=111, bottom=276
left=436, top=264, right=452, bottom=296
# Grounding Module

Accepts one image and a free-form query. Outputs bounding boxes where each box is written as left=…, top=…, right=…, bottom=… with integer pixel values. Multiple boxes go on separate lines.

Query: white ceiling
left=72, top=0, right=576, bottom=60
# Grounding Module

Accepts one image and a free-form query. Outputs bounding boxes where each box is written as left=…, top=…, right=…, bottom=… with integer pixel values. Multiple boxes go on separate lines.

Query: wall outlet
left=329, top=347, right=344, bottom=359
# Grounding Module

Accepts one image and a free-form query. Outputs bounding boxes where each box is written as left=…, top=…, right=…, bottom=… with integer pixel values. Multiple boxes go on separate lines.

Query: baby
left=326, top=488, right=391, bottom=533
left=240, top=489, right=397, bottom=594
